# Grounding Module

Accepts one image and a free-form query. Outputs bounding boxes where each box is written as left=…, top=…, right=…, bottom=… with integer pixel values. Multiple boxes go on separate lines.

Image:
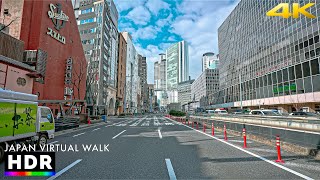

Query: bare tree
left=0, top=17, right=18, bottom=32
left=70, top=59, right=87, bottom=114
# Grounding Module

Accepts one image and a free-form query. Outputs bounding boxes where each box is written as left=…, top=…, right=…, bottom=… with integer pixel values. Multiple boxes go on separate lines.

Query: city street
left=1, top=115, right=319, bottom=179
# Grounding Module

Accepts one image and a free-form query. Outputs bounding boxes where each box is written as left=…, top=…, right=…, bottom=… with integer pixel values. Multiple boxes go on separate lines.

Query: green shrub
left=169, top=110, right=186, bottom=117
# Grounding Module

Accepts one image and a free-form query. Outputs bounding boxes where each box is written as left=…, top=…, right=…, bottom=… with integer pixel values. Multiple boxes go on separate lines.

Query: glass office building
left=215, top=0, right=320, bottom=113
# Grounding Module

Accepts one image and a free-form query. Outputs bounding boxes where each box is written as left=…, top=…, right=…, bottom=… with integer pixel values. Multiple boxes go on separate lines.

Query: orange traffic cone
left=88, top=117, right=91, bottom=125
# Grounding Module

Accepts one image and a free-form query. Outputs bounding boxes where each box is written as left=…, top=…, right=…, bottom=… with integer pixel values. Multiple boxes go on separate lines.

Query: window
left=309, top=38, right=314, bottom=45
left=80, top=18, right=95, bottom=25
left=81, top=8, right=93, bottom=14
left=304, top=77, right=312, bottom=93
left=41, top=108, right=53, bottom=123
left=272, top=72, right=277, bottom=84
left=313, top=75, right=320, bottom=92
left=289, top=66, right=295, bottom=81
left=277, top=70, right=282, bottom=83
left=315, top=35, right=319, bottom=43
left=302, top=61, right=310, bottom=77
left=311, top=59, right=320, bottom=75
left=295, top=64, right=302, bottom=79
left=282, top=68, right=288, bottom=82
left=304, top=40, right=308, bottom=48
left=305, top=52, right=310, bottom=59
left=310, top=50, right=315, bottom=58
left=267, top=74, right=272, bottom=85
left=299, top=43, right=303, bottom=49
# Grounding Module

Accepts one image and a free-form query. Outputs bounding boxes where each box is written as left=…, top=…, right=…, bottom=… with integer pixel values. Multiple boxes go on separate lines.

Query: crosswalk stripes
left=114, top=116, right=176, bottom=127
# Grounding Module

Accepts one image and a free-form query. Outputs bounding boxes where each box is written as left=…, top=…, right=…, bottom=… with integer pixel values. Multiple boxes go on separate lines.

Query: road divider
left=73, top=132, right=85, bottom=137
left=112, top=130, right=126, bottom=139
left=158, top=129, right=163, bottom=139
left=276, top=135, right=285, bottom=163
left=165, top=159, right=177, bottom=180
left=47, top=159, right=82, bottom=180
left=243, top=127, right=247, bottom=148
left=165, top=116, right=313, bottom=180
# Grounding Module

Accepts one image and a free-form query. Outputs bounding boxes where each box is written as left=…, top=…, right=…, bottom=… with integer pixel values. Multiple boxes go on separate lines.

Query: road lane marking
left=165, top=159, right=177, bottom=180
left=73, top=132, right=85, bottom=137
left=112, top=130, right=126, bottom=139
left=49, top=141, right=59, bottom=144
left=165, top=117, right=313, bottom=180
left=47, top=159, right=82, bottom=180
left=158, top=129, right=163, bottom=139
left=92, top=128, right=100, bottom=131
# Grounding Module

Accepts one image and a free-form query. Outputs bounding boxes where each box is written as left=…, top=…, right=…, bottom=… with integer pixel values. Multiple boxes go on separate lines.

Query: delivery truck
left=0, top=89, right=55, bottom=162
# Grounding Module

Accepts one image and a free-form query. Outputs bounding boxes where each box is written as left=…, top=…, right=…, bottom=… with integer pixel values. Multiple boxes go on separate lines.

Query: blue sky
left=114, top=0, right=240, bottom=84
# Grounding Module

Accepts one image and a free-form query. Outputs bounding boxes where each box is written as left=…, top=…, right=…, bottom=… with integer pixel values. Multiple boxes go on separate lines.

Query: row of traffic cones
left=166, top=115, right=285, bottom=163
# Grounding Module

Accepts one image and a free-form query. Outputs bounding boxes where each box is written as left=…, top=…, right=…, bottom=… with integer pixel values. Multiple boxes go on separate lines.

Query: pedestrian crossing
left=114, top=116, right=176, bottom=127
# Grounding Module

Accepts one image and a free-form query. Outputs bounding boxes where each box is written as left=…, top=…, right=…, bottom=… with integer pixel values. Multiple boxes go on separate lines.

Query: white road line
left=112, top=130, right=126, bottom=139
left=73, top=132, right=85, bottom=137
left=158, top=129, right=163, bottom=139
left=49, top=141, right=59, bottom=144
left=165, top=117, right=313, bottom=180
left=165, top=159, right=177, bottom=180
left=47, top=159, right=82, bottom=180
left=92, top=128, right=100, bottom=131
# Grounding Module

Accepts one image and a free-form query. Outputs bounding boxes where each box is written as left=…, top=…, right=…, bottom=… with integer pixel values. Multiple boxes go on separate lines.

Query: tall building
left=121, top=32, right=138, bottom=113
left=116, top=32, right=127, bottom=114
left=138, top=55, right=147, bottom=112
left=75, top=0, right=119, bottom=115
left=216, top=1, right=320, bottom=113
left=178, top=79, right=194, bottom=111
left=191, top=69, right=219, bottom=108
left=202, top=52, right=219, bottom=71
left=0, top=0, right=87, bottom=115
left=166, top=41, right=189, bottom=104
left=154, top=54, right=167, bottom=107
left=166, top=41, right=189, bottom=90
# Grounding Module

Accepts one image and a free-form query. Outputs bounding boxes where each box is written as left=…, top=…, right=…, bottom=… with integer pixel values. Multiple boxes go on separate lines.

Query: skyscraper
left=166, top=41, right=189, bottom=103
left=75, top=0, right=118, bottom=115
left=202, top=52, right=219, bottom=71
left=138, top=55, right=147, bottom=112
left=154, top=54, right=167, bottom=108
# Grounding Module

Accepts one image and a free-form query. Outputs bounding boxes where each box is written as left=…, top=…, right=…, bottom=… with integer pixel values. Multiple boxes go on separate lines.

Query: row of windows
left=80, top=18, right=95, bottom=25
left=81, top=39, right=94, bottom=45
left=241, top=58, right=320, bottom=91
left=80, top=28, right=96, bottom=35
left=81, top=8, right=93, bottom=14
left=295, top=35, right=320, bottom=51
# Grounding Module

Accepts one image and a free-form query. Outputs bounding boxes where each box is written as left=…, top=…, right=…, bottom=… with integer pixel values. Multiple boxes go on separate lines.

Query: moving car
left=0, top=89, right=55, bottom=162
left=214, top=109, right=228, bottom=114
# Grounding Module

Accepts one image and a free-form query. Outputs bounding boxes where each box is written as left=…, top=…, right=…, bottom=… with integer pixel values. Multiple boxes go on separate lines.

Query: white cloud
left=114, top=0, right=147, bottom=12
left=170, top=0, right=239, bottom=79
left=145, top=0, right=170, bottom=15
left=126, top=6, right=151, bottom=26
left=131, top=26, right=160, bottom=40
left=156, top=13, right=173, bottom=27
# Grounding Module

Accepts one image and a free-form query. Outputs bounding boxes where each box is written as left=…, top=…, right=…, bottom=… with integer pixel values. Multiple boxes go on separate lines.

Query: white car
left=214, top=109, right=228, bottom=114
left=249, top=109, right=280, bottom=116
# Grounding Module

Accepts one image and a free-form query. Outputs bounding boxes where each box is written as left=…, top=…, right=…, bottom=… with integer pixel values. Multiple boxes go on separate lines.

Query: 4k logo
left=266, top=3, right=316, bottom=18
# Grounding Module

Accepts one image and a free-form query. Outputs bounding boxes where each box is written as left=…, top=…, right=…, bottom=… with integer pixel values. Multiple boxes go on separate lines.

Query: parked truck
left=0, top=89, right=55, bottom=162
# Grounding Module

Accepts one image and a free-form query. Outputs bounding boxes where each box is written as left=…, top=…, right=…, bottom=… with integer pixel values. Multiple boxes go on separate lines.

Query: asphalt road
left=0, top=115, right=319, bottom=179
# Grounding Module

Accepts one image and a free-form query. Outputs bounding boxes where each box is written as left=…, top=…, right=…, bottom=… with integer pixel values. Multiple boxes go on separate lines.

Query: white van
left=214, top=109, right=228, bottom=114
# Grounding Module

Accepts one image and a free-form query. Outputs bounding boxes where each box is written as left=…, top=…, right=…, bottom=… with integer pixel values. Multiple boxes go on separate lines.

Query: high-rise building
left=138, top=54, right=147, bottom=112
left=121, top=32, right=138, bottom=113
left=191, top=69, right=219, bottom=108
left=178, top=79, right=194, bottom=110
left=116, top=32, right=127, bottom=114
left=166, top=41, right=189, bottom=90
left=75, top=0, right=118, bottom=115
left=166, top=41, right=189, bottom=104
left=154, top=54, right=167, bottom=107
left=216, top=1, right=320, bottom=113
left=202, top=52, right=219, bottom=71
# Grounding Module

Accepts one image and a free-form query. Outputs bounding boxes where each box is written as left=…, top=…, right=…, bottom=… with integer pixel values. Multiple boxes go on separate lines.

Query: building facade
left=166, top=41, right=189, bottom=104
left=202, top=52, right=219, bottom=71
left=154, top=54, right=167, bottom=108
left=75, top=0, right=118, bottom=115
left=178, top=79, right=194, bottom=110
left=0, top=0, right=87, bottom=115
left=216, top=0, right=320, bottom=113
left=138, top=55, right=147, bottom=112
left=121, top=32, right=138, bottom=113
left=116, top=32, right=126, bottom=114
left=191, top=69, right=219, bottom=108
